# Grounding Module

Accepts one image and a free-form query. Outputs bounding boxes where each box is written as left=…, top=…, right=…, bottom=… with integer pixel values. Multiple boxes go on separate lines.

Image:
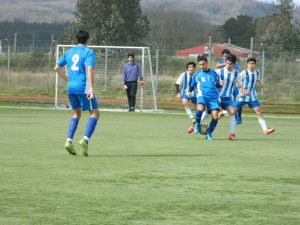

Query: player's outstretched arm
left=216, top=62, right=226, bottom=68
left=53, top=65, right=68, bottom=82
left=256, top=79, right=269, bottom=94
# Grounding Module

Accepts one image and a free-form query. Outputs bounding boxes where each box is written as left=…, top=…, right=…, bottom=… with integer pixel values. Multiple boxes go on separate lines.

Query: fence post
left=250, top=37, right=254, bottom=57
left=102, top=41, right=108, bottom=92
left=32, top=33, right=35, bottom=53
left=5, top=39, right=10, bottom=87
left=261, top=44, right=265, bottom=98
left=13, top=32, right=17, bottom=56
left=154, top=42, right=159, bottom=95
left=208, top=36, right=212, bottom=68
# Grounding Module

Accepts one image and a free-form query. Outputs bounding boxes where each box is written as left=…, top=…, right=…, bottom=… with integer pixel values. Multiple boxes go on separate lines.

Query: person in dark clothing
left=122, top=53, right=144, bottom=112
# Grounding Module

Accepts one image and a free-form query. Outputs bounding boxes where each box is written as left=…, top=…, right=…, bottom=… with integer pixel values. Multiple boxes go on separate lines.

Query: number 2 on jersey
left=71, top=54, right=79, bottom=71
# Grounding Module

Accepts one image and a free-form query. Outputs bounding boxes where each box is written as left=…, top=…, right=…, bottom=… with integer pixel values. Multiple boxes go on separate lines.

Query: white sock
left=185, top=107, right=194, bottom=120
left=229, top=116, right=235, bottom=134
left=84, top=136, right=89, bottom=142
left=67, top=138, right=72, bottom=143
left=200, top=111, right=209, bottom=122
left=223, top=110, right=229, bottom=116
left=258, top=117, right=267, bottom=131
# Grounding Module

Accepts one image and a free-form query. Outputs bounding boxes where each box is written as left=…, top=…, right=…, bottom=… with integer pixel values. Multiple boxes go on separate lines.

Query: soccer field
left=0, top=107, right=299, bottom=225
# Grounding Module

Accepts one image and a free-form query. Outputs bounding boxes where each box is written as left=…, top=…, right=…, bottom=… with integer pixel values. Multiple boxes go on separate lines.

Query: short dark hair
left=186, top=61, right=196, bottom=69
left=76, top=30, right=89, bottom=44
left=247, top=57, right=257, bottom=64
left=127, top=53, right=135, bottom=58
left=226, top=54, right=237, bottom=64
left=197, top=55, right=207, bottom=62
left=222, top=49, right=231, bottom=55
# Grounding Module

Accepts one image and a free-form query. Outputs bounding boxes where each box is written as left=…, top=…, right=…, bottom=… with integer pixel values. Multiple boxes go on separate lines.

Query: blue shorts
left=182, top=94, right=197, bottom=104
left=234, top=100, right=260, bottom=109
left=68, top=94, right=99, bottom=111
left=220, top=97, right=234, bottom=110
left=197, top=96, right=219, bottom=112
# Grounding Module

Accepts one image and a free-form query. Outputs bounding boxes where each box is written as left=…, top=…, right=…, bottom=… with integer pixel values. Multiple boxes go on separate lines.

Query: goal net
left=54, top=45, right=157, bottom=111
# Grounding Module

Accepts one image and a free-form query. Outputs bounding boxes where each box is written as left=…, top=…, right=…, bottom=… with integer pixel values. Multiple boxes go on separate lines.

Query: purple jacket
left=122, top=63, right=143, bottom=83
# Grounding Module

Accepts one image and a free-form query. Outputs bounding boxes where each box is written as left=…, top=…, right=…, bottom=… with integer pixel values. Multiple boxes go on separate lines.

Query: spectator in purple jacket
left=122, top=53, right=144, bottom=112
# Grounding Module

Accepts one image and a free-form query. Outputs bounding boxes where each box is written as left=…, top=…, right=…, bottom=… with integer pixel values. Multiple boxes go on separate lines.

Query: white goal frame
left=55, top=44, right=157, bottom=111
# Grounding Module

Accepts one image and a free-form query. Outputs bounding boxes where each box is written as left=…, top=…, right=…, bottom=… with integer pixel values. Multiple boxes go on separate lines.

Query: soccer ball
left=199, top=123, right=208, bottom=135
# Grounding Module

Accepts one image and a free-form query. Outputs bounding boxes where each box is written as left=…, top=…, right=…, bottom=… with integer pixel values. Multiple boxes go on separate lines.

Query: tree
left=260, top=0, right=298, bottom=53
left=66, top=0, right=150, bottom=45
left=144, top=7, right=216, bottom=53
left=221, top=15, right=255, bottom=47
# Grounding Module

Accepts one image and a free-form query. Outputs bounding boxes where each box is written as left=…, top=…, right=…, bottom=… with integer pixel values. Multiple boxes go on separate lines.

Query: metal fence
left=0, top=36, right=299, bottom=109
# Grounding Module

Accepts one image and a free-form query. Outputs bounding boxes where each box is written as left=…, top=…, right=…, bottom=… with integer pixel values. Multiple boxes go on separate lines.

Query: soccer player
left=175, top=62, right=208, bottom=132
left=188, top=55, right=221, bottom=140
left=54, top=30, right=99, bottom=157
left=215, top=54, right=239, bottom=140
left=235, top=57, right=275, bottom=135
left=122, top=53, right=144, bottom=112
left=216, top=49, right=242, bottom=124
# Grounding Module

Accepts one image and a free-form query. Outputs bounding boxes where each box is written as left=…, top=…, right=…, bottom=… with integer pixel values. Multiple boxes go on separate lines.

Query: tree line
left=1, top=0, right=299, bottom=56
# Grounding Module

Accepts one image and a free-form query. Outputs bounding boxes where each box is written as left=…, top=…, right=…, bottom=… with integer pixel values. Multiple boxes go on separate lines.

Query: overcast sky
left=258, top=0, right=300, bottom=6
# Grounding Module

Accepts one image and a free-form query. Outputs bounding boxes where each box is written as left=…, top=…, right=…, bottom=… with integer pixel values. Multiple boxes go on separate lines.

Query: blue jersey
left=190, top=69, right=219, bottom=100
left=57, top=45, right=95, bottom=94
left=237, top=69, right=260, bottom=102
left=176, top=72, right=196, bottom=97
left=217, top=59, right=240, bottom=71
left=215, top=68, right=239, bottom=98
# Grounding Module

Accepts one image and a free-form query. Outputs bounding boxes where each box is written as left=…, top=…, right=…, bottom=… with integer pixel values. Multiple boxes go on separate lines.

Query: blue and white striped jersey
left=215, top=68, right=239, bottom=98
left=176, top=72, right=196, bottom=97
left=237, top=69, right=260, bottom=102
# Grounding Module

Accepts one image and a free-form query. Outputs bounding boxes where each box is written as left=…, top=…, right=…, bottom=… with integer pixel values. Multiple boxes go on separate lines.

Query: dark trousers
left=125, top=81, right=137, bottom=111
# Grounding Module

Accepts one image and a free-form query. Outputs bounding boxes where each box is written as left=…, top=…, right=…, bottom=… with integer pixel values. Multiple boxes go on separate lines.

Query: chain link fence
left=0, top=36, right=299, bottom=110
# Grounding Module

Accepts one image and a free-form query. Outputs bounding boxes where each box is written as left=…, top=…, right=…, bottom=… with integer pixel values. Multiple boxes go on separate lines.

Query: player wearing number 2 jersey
left=54, top=30, right=99, bottom=157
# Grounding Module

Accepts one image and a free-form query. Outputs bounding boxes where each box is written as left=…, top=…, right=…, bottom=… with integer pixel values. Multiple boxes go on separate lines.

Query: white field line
left=0, top=105, right=300, bottom=120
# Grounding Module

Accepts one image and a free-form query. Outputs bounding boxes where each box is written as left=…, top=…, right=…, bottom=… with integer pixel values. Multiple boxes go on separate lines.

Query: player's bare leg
left=253, top=107, right=275, bottom=135
left=227, top=106, right=236, bottom=140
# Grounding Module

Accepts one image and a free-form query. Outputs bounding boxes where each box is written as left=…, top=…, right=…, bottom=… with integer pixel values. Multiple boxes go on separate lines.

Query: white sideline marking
left=0, top=106, right=299, bottom=119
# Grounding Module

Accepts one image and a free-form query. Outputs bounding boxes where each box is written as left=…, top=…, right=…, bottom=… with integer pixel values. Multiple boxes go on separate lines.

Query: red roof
left=176, top=43, right=258, bottom=59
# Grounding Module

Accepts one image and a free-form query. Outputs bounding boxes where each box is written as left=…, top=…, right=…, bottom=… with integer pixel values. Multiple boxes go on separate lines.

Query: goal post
left=55, top=44, right=157, bottom=111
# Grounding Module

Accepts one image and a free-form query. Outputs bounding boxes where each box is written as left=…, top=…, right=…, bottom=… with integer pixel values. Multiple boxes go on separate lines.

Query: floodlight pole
left=5, top=39, right=10, bottom=87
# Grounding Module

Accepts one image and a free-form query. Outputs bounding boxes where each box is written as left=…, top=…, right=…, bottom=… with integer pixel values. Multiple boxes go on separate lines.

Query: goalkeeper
left=122, top=53, right=144, bottom=112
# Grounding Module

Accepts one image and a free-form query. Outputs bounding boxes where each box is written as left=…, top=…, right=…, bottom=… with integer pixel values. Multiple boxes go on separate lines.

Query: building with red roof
left=176, top=43, right=258, bottom=59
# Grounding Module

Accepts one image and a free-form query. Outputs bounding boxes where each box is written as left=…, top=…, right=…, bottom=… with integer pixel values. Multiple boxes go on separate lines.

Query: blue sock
left=235, top=112, right=239, bottom=122
left=207, top=119, right=218, bottom=134
left=238, top=108, right=242, bottom=119
left=67, top=118, right=79, bottom=142
left=195, top=110, right=203, bottom=124
left=84, top=117, right=98, bottom=143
